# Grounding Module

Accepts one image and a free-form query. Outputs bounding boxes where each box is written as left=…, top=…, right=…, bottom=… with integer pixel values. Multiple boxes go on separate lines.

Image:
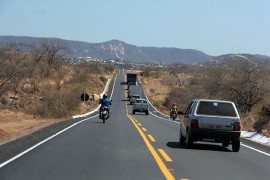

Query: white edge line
left=241, top=143, right=270, bottom=157
left=110, top=71, right=117, bottom=99
left=0, top=73, right=118, bottom=168
left=138, top=77, right=270, bottom=157
left=72, top=79, right=110, bottom=118
left=72, top=73, right=117, bottom=119
left=149, top=111, right=180, bottom=124
left=138, top=77, right=170, bottom=118
left=0, top=114, right=98, bottom=169
left=150, top=110, right=270, bottom=157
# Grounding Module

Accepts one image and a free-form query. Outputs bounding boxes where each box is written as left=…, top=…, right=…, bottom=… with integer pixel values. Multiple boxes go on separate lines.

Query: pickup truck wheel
left=185, top=133, right=193, bottom=148
left=145, top=111, right=149, bottom=115
left=132, top=110, right=135, bottom=114
left=179, top=130, right=186, bottom=144
left=232, top=140, right=240, bottom=152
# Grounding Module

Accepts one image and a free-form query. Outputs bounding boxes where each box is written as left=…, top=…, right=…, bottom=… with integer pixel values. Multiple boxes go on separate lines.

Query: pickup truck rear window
left=196, top=101, right=237, bottom=117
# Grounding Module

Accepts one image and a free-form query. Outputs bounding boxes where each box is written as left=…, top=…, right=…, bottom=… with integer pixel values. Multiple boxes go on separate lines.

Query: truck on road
left=128, top=86, right=141, bottom=100
left=126, top=72, right=137, bottom=84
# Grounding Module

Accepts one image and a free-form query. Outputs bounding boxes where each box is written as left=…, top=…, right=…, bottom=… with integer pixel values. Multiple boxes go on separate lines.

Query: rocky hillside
left=0, top=36, right=212, bottom=64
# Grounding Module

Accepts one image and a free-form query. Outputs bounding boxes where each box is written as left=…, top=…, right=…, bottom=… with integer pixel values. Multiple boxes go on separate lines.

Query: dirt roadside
left=139, top=72, right=270, bottom=139
left=0, top=110, right=63, bottom=145
left=1, top=70, right=269, bottom=146
left=0, top=101, right=100, bottom=146
left=0, top=72, right=112, bottom=146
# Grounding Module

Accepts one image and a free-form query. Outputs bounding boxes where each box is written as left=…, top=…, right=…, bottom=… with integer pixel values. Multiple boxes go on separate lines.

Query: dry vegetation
left=140, top=62, right=270, bottom=137
left=1, top=42, right=269, bottom=145
left=0, top=43, right=115, bottom=145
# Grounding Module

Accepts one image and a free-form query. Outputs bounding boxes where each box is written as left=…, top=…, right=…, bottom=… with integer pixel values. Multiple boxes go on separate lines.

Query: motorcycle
left=100, top=106, right=109, bottom=123
left=171, top=111, right=177, bottom=120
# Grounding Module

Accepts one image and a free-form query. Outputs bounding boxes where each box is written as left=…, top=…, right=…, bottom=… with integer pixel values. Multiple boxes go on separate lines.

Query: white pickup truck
left=179, top=99, right=241, bottom=152
left=132, top=99, right=149, bottom=115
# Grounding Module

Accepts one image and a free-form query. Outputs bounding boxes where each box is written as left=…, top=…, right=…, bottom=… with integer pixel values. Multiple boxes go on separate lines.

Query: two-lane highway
left=0, top=69, right=270, bottom=180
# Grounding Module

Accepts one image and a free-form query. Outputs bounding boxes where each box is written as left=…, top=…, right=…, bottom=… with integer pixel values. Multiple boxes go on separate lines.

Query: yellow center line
left=127, top=114, right=175, bottom=180
left=141, top=127, right=147, bottom=132
left=137, top=123, right=142, bottom=126
left=125, top=74, right=174, bottom=179
left=158, top=149, right=172, bottom=162
left=147, top=134, right=156, bottom=142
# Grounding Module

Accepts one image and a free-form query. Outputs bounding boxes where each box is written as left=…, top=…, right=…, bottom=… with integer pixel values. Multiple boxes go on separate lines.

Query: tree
left=224, top=59, right=269, bottom=112
left=200, top=66, right=227, bottom=99
left=27, top=41, right=65, bottom=93
left=0, top=46, right=28, bottom=97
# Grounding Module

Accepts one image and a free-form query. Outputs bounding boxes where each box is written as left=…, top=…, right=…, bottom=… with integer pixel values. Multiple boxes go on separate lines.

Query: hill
left=0, top=36, right=212, bottom=64
left=205, top=54, right=270, bottom=66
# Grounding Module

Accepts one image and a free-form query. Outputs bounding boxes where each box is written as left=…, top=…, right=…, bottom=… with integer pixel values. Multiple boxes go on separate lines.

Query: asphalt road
left=0, top=69, right=270, bottom=180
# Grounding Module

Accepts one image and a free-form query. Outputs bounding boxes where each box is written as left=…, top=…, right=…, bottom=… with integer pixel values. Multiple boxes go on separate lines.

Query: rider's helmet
left=173, top=103, right=176, bottom=106
left=103, top=93, right=108, bottom=99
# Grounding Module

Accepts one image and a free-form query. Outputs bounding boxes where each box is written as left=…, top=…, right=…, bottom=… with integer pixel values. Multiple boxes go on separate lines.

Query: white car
left=130, top=95, right=140, bottom=105
left=132, top=99, right=149, bottom=115
left=179, top=99, right=241, bottom=152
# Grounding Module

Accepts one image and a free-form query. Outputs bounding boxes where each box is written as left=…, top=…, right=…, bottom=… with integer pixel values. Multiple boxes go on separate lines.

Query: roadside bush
left=28, top=86, right=80, bottom=118
left=142, top=67, right=164, bottom=79
left=248, top=102, right=270, bottom=133
left=153, top=99, right=162, bottom=109
left=252, top=116, right=270, bottom=133
left=70, top=73, right=90, bottom=85
left=99, top=76, right=107, bottom=84
left=104, top=64, right=114, bottom=73
left=47, top=93, right=79, bottom=118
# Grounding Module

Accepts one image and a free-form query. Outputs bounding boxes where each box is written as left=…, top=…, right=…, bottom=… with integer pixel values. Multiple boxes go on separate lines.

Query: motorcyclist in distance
left=170, top=103, right=178, bottom=118
left=99, top=93, right=112, bottom=118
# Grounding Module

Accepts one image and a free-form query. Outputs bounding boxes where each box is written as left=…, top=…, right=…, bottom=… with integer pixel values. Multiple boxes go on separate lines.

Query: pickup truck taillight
left=233, top=122, right=241, bottom=131
left=190, top=119, right=199, bottom=128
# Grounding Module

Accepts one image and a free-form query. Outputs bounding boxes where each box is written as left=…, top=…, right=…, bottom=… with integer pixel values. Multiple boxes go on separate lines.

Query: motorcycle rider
left=170, top=103, right=178, bottom=118
left=99, top=93, right=112, bottom=118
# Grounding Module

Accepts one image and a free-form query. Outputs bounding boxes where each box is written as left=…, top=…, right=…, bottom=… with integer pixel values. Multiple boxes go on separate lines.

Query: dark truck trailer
left=128, top=86, right=141, bottom=99
left=126, top=72, right=137, bottom=84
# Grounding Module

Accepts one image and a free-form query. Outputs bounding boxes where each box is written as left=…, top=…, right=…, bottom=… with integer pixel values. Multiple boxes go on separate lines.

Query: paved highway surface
left=0, top=69, right=270, bottom=180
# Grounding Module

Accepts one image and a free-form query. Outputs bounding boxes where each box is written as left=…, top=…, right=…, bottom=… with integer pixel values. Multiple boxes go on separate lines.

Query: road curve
left=0, top=69, right=269, bottom=180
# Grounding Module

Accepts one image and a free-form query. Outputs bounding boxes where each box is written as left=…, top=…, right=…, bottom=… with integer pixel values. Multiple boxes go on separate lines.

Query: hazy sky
left=0, top=0, right=269, bottom=56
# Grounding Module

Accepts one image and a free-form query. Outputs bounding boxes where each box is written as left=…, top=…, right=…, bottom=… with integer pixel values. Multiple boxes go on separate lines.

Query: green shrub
left=29, top=87, right=80, bottom=118
left=104, top=64, right=114, bottom=73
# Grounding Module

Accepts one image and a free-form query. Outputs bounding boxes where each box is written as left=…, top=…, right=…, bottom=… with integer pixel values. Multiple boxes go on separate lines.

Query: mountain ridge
left=1, top=35, right=268, bottom=64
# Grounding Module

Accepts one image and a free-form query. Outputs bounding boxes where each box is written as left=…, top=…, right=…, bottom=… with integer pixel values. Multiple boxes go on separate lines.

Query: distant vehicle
left=132, top=99, right=149, bottom=115
left=130, top=94, right=140, bottom=105
left=179, top=99, right=241, bottom=152
left=126, top=72, right=137, bottom=84
left=128, top=86, right=141, bottom=100
left=127, top=81, right=137, bottom=89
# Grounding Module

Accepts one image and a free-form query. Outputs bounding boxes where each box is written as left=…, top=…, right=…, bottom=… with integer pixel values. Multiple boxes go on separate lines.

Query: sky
left=0, top=0, right=269, bottom=56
